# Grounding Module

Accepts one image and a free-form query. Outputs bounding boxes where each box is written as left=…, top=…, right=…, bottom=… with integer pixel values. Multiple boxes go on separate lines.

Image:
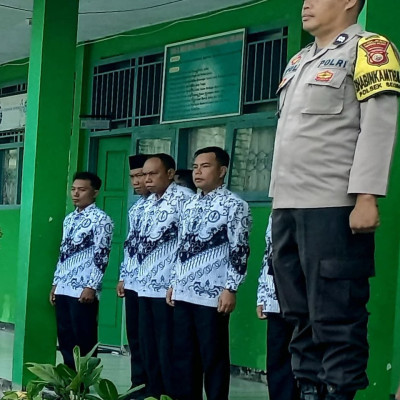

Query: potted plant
left=1, top=345, right=143, bottom=400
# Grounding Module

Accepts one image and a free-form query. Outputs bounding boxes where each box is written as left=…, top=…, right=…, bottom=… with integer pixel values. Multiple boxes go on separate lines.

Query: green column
left=359, top=1, right=400, bottom=398
left=12, top=0, right=79, bottom=386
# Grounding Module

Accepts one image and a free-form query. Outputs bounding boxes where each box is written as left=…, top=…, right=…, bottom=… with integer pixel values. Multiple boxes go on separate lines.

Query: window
left=185, top=126, right=226, bottom=167
left=244, top=28, right=288, bottom=109
left=0, top=130, right=24, bottom=206
left=92, top=59, right=135, bottom=130
left=137, top=138, right=171, bottom=154
left=0, top=82, right=26, bottom=206
left=230, top=126, right=275, bottom=193
left=91, top=53, right=164, bottom=130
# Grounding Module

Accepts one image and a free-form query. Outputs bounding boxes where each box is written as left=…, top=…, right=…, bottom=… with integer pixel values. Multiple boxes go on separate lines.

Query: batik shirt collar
left=149, top=181, right=178, bottom=204
left=198, top=184, right=227, bottom=201
left=72, top=202, right=96, bottom=217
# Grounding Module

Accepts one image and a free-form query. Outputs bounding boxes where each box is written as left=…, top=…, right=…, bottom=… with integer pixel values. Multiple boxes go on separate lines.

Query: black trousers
left=272, top=208, right=374, bottom=392
left=125, top=289, right=147, bottom=390
left=55, top=294, right=99, bottom=370
left=266, top=312, right=299, bottom=400
left=172, top=301, right=230, bottom=400
left=138, top=297, right=174, bottom=398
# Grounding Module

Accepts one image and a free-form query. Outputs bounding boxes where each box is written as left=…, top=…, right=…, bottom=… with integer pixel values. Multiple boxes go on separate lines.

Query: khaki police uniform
left=270, top=24, right=400, bottom=394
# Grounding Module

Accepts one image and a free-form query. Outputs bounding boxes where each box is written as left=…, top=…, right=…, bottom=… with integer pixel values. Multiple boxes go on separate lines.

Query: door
left=96, top=136, right=130, bottom=346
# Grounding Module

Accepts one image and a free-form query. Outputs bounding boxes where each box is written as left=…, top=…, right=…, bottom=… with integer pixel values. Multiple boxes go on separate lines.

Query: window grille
left=0, top=83, right=26, bottom=206
left=244, top=28, right=288, bottom=107
left=135, top=54, right=164, bottom=126
left=0, top=83, right=27, bottom=97
left=91, top=54, right=163, bottom=130
left=0, top=129, right=24, bottom=206
left=92, top=59, right=136, bottom=129
left=0, top=130, right=24, bottom=145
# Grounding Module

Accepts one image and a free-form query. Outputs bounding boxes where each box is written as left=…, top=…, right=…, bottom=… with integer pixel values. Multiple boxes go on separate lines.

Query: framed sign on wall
left=161, top=29, right=246, bottom=123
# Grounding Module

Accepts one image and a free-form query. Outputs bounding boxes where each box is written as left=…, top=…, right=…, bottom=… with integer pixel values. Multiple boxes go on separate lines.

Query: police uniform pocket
left=314, top=258, right=374, bottom=322
left=302, top=69, right=347, bottom=115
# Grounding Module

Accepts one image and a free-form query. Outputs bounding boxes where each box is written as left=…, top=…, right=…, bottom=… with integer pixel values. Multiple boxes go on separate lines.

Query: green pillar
left=12, top=0, right=79, bottom=386
left=359, top=1, right=400, bottom=399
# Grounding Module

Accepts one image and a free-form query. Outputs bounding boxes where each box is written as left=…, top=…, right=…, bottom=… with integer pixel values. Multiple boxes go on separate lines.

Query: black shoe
left=324, top=385, right=355, bottom=400
left=298, top=381, right=322, bottom=400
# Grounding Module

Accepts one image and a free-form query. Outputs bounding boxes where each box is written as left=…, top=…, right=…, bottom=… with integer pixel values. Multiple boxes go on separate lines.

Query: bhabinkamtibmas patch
left=354, top=35, right=400, bottom=101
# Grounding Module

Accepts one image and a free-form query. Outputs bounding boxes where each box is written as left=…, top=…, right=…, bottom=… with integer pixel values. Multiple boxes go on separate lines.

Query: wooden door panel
left=96, top=136, right=130, bottom=346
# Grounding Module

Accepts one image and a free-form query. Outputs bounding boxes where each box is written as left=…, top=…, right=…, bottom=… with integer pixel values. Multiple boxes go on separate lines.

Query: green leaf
left=73, top=346, right=81, bottom=373
left=26, top=363, right=63, bottom=387
left=66, top=372, right=83, bottom=393
left=81, top=364, right=103, bottom=389
left=86, top=357, right=101, bottom=371
left=117, top=384, right=145, bottom=400
left=84, top=395, right=102, bottom=400
left=94, top=379, right=118, bottom=400
left=26, top=380, right=46, bottom=400
left=160, top=396, right=173, bottom=400
left=55, top=364, right=76, bottom=385
left=1, top=392, right=20, bottom=400
left=77, top=344, right=99, bottom=369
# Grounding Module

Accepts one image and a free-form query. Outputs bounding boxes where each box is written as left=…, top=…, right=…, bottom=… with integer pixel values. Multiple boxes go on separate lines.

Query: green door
left=96, top=136, right=130, bottom=346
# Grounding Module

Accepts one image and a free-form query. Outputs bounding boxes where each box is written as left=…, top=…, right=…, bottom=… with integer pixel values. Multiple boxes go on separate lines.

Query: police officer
left=270, top=0, right=400, bottom=399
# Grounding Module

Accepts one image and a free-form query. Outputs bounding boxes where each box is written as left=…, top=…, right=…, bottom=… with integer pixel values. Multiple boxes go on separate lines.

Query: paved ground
left=0, top=327, right=268, bottom=399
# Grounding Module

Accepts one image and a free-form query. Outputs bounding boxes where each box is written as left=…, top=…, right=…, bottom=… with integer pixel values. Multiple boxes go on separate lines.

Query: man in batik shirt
left=50, top=171, right=113, bottom=369
left=168, top=147, right=251, bottom=400
left=117, top=154, right=150, bottom=399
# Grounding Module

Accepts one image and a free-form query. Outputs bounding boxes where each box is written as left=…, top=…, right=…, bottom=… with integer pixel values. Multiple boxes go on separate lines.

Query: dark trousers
left=272, top=208, right=374, bottom=392
left=138, top=297, right=174, bottom=398
left=172, top=301, right=230, bottom=400
left=55, top=294, right=99, bottom=370
left=125, top=289, right=147, bottom=389
left=266, top=312, right=299, bottom=400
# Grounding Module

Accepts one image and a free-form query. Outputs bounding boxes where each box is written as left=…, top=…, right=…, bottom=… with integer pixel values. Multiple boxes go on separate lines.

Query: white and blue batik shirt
left=171, top=185, right=251, bottom=308
left=136, top=182, right=193, bottom=298
left=119, top=196, right=148, bottom=292
left=52, top=203, right=114, bottom=298
left=257, top=215, right=280, bottom=313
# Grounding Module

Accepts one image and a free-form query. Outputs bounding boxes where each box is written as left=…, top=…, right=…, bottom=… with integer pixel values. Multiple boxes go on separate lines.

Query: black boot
left=324, top=385, right=355, bottom=400
left=298, top=381, right=322, bottom=400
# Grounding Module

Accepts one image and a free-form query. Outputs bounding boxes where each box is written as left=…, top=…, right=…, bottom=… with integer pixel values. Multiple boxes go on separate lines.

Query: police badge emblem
left=291, top=55, right=302, bottom=65
left=360, top=38, right=390, bottom=67
left=316, top=70, right=334, bottom=82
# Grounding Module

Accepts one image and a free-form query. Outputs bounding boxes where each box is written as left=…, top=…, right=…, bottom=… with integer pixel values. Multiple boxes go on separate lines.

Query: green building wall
left=0, top=0, right=400, bottom=397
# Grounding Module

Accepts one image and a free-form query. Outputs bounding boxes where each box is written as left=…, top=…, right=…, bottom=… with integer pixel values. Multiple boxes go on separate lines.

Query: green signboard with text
left=161, top=30, right=245, bottom=123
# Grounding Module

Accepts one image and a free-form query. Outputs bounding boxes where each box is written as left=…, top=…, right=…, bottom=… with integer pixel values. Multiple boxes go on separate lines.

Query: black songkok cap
left=129, top=154, right=149, bottom=170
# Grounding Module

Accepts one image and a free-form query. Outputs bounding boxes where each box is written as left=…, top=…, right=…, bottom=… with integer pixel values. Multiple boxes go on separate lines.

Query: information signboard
left=161, top=30, right=245, bottom=123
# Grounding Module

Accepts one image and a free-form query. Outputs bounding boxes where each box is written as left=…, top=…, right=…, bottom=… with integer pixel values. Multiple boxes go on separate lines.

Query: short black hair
left=194, top=146, right=230, bottom=168
left=149, top=153, right=176, bottom=171
left=129, top=154, right=150, bottom=170
left=175, top=169, right=196, bottom=192
left=73, top=171, right=102, bottom=190
left=358, top=0, right=365, bottom=13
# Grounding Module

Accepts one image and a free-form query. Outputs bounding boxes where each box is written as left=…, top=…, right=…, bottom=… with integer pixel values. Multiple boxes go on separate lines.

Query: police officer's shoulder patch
left=354, top=34, right=400, bottom=101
